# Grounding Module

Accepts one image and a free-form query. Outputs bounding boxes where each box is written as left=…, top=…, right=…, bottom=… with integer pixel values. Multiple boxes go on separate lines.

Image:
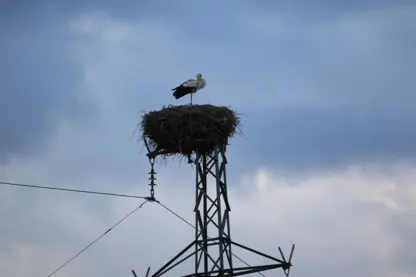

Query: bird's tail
left=173, top=91, right=182, bottom=99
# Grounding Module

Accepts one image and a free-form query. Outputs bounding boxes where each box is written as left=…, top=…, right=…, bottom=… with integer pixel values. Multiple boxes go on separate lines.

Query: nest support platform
left=141, top=104, right=241, bottom=159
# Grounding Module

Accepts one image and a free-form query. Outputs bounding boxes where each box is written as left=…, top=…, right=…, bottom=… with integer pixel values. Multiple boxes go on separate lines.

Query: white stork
left=172, top=73, right=206, bottom=105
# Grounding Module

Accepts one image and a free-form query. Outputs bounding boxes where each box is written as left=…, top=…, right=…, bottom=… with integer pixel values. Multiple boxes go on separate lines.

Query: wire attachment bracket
left=143, top=137, right=157, bottom=202
left=147, top=157, right=157, bottom=201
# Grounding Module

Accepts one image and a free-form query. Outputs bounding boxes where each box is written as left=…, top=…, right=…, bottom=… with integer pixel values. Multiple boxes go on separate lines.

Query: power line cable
left=4, top=180, right=265, bottom=276
left=157, top=201, right=266, bottom=277
left=0, top=181, right=149, bottom=199
left=47, top=200, right=150, bottom=277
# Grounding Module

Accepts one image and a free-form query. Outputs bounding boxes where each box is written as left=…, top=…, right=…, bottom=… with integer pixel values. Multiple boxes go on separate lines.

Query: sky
left=0, top=1, right=415, bottom=277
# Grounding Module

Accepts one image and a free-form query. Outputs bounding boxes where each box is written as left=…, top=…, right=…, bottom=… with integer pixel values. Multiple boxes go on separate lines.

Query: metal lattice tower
left=140, top=146, right=295, bottom=277
left=192, top=148, right=233, bottom=275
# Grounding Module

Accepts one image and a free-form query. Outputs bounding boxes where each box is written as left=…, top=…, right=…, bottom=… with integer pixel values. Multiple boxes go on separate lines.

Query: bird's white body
left=182, top=78, right=205, bottom=90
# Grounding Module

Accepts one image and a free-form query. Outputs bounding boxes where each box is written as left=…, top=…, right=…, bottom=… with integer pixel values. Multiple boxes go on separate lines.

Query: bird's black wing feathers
left=172, top=79, right=198, bottom=99
left=171, top=82, right=184, bottom=91
left=172, top=85, right=196, bottom=99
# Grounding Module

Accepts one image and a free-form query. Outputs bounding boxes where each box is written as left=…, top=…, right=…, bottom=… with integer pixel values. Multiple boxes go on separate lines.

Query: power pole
left=145, top=146, right=295, bottom=277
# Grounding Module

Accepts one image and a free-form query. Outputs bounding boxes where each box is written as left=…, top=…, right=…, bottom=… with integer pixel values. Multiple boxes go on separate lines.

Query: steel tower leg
left=194, top=147, right=233, bottom=276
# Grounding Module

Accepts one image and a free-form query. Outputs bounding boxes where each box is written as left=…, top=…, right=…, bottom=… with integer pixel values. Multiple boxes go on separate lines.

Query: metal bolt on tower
left=143, top=146, right=295, bottom=277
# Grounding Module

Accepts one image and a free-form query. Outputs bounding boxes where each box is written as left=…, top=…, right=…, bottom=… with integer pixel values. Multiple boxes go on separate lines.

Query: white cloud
left=1, top=141, right=415, bottom=277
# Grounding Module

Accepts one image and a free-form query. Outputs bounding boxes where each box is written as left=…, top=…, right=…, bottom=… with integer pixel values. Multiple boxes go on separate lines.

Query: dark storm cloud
left=222, top=3, right=416, bottom=172
left=1, top=0, right=176, bottom=21
left=230, top=107, right=416, bottom=172
left=5, top=0, right=408, bottom=25
left=1, top=0, right=414, bottom=171
left=260, top=0, right=411, bottom=10
left=0, top=6, right=94, bottom=163
left=0, top=0, right=181, bottom=164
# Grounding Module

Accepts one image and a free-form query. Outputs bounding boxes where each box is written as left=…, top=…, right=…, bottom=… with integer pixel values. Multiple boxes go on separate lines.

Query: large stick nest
left=141, top=104, right=241, bottom=158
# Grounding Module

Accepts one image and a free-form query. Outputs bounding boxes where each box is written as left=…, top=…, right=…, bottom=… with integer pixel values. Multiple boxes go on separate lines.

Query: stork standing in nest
left=172, top=73, right=206, bottom=105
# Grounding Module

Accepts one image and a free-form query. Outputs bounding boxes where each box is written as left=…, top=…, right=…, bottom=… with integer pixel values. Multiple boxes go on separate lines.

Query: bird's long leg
left=190, top=93, right=193, bottom=106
